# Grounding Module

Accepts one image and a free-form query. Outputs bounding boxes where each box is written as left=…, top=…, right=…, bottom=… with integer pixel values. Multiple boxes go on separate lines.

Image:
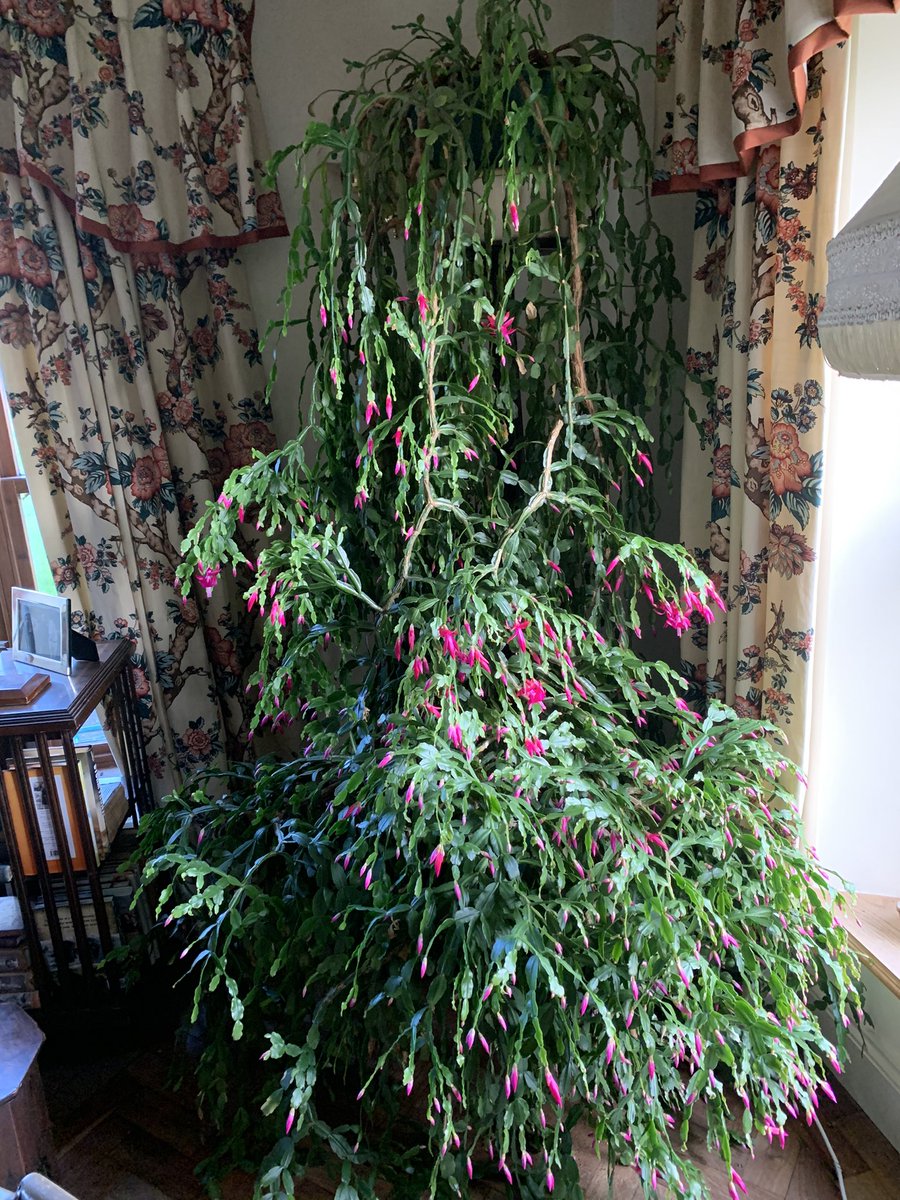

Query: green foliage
left=140, top=2, right=861, bottom=1197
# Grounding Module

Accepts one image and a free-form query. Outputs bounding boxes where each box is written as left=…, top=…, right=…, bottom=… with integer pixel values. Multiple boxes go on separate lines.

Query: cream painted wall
left=244, top=0, right=695, bottom=479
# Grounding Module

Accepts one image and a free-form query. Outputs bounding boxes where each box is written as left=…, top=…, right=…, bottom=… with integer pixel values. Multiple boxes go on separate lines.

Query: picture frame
left=10, top=588, right=71, bottom=676
left=3, top=760, right=87, bottom=876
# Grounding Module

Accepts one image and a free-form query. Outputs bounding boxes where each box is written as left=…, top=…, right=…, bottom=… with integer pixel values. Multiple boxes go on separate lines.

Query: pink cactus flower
left=429, top=845, right=445, bottom=877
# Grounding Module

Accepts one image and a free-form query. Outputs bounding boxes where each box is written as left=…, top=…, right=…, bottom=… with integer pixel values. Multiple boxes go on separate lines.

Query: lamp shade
left=821, top=161, right=900, bottom=381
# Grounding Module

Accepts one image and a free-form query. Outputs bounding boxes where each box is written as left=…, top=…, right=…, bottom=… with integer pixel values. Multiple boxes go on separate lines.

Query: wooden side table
left=0, top=640, right=153, bottom=999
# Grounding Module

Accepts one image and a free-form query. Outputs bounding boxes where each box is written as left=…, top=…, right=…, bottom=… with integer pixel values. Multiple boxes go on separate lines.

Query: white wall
left=245, top=0, right=694, bottom=457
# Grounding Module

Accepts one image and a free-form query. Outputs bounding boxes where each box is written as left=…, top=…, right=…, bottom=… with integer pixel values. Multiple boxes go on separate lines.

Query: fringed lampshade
left=821, top=161, right=900, bottom=381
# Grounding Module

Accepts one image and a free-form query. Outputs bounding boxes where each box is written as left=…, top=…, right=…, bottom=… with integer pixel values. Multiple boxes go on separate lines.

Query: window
left=807, top=14, right=900, bottom=899
left=0, top=386, right=54, bottom=644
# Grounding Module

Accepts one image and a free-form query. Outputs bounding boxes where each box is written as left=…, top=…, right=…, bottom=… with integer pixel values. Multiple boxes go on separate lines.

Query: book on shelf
left=0, top=990, right=40, bottom=1009
left=30, top=829, right=155, bottom=975
left=0, top=944, right=29, bottom=971
left=3, top=746, right=129, bottom=873
left=0, top=970, right=32, bottom=995
left=0, top=897, right=36, bottom=1007
left=2, top=757, right=88, bottom=875
left=0, top=896, right=24, bottom=947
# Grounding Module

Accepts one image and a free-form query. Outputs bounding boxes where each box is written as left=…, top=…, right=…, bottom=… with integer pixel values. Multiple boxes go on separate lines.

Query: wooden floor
left=43, top=1040, right=900, bottom=1200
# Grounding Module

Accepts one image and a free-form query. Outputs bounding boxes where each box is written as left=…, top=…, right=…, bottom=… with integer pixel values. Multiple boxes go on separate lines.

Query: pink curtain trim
left=654, top=1, right=899, bottom=196
left=5, top=158, right=289, bottom=256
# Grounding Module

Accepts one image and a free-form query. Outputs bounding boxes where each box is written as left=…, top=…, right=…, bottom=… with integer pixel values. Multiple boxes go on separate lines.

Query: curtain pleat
left=0, top=168, right=274, bottom=796
left=677, top=45, right=849, bottom=784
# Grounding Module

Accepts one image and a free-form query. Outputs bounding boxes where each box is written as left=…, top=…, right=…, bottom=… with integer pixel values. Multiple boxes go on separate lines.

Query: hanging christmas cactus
left=139, top=3, right=861, bottom=1198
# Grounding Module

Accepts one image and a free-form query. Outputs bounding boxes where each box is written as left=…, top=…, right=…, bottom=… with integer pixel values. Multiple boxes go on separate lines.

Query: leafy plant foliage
left=139, top=3, right=861, bottom=1197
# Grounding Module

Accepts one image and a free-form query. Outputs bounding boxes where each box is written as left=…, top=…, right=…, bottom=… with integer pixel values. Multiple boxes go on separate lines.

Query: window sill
left=848, top=893, right=900, bottom=1001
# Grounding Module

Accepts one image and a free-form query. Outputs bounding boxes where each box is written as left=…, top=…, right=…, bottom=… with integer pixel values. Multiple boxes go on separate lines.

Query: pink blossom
left=468, top=375, right=480, bottom=393
left=319, top=305, right=327, bottom=327
left=448, top=723, right=463, bottom=750
left=507, top=618, right=530, bottom=653
left=705, top=581, right=727, bottom=612
left=731, top=1168, right=748, bottom=1196
left=524, top=736, right=545, bottom=758
left=417, top=292, right=430, bottom=322
left=439, top=626, right=461, bottom=659
left=365, top=399, right=380, bottom=425
left=546, top=1171, right=555, bottom=1193
left=429, top=845, right=446, bottom=877
left=545, top=1069, right=562, bottom=1107
left=518, top=679, right=547, bottom=708
left=195, top=562, right=220, bottom=598
left=510, top=201, right=520, bottom=232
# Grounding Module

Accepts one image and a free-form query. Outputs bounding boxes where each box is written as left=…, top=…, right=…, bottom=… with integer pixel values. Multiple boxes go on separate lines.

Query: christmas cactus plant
left=139, top=2, right=862, bottom=1198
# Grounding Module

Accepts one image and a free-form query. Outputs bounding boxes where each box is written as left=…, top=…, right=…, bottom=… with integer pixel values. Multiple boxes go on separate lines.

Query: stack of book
left=31, top=827, right=156, bottom=976
left=2, top=746, right=129, bottom=877
left=0, top=896, right=38, bottom=1009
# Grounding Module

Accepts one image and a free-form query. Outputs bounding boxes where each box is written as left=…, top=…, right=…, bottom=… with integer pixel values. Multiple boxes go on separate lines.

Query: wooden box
left=0, top=1007, right=57, bottom=1189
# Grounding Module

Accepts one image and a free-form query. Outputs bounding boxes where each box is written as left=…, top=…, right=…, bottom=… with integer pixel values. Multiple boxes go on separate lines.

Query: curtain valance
left=654, top=0, right=899, bottom=195
left=0, top=0, right=286, bottom=252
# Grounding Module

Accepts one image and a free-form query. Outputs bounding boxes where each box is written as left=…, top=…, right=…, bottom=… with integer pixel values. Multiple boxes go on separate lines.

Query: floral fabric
left=679, top=47, right=848, bottom=779
left=0, top=167, right=275, bottom=793
left=0, top=0, right=287, bottom=250
left=0, top=0, right=284, bottom=797
left=654, top=0, right=898, bottom=194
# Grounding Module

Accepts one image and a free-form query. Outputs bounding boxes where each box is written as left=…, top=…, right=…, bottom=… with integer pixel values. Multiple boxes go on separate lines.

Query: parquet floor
left=44, top=1041, right=900, bottom=1200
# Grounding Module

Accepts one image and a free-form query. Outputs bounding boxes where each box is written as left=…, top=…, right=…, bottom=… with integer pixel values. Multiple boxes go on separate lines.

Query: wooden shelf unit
left=0, top=640, right=154, bottom=1001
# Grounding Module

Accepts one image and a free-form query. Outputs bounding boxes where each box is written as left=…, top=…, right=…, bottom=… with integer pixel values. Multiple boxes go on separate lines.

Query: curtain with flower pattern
left=0, top=0, right=286, bottom=796
left=654, top=0, right=898, bottom=195
left=653, top=1, right=898, bottom=783
left=676, top=51, right=846, bottom=779
left=658, top=1, right=900, bottom=783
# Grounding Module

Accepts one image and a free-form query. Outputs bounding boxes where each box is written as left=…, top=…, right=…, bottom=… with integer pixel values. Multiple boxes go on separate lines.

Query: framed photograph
left=3, top=761, right=87, bottom=876
left=11, top=588, right=71, bottom=676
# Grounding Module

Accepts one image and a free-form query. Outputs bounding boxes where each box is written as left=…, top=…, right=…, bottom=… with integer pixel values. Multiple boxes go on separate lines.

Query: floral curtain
left=656, top=2, right=900, bottom=780
left=654, top=0, right=898, bottom=194
left=676, top=52, right=846, bottom=777
left=0, top=0, right=286, bottom=795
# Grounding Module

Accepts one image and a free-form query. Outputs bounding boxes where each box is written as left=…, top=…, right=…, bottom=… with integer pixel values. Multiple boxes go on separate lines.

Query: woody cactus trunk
left=139, top=3, right=861, bottom=1198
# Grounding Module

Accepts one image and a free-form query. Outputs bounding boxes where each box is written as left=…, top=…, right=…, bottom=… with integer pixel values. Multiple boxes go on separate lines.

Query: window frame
left=0, top=392, right=36, bottom=643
